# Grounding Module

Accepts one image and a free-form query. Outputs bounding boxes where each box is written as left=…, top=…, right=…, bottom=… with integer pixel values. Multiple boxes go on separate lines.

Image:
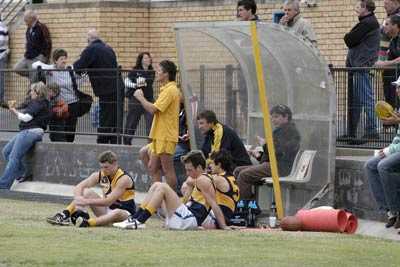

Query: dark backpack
left=68, top=68, right=93, bottom=117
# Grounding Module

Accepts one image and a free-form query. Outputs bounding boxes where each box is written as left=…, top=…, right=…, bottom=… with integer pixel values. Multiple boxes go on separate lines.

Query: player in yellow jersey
left=113, top=150, right=229, bottom=230
left=201, top=149, right=240, bottom=229
left=134, top=60, right=180, bottom=191
left=46, top=151, right=136, bottom=228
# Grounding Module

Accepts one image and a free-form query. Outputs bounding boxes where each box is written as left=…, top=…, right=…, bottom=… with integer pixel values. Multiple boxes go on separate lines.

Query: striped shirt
left=0, top=21, right=9, bottom=60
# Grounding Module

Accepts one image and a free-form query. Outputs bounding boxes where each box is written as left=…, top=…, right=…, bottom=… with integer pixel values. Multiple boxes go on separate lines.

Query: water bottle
left=247, top=201, right=256, bottom=227
left=237, top=200, right=244, bottom=214
left=269, top=202, right=277, bottom=228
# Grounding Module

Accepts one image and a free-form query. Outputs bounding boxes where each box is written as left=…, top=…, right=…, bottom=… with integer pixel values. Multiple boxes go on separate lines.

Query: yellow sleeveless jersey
left=98, top=168, right=135, bottom=202
left=214, top=172, right=240, bottom=219
left=187, top=173, right=215, bottom=225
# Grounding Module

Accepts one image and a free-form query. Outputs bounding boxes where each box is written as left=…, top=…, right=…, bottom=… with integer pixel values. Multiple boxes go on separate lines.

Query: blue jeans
left=351, top=71, right=377, bottom=135
left=364, top=153, right=400, bottom=213
left=173, top=143, right=190, bottom=161
left=0, top=130, right=43, bottom=189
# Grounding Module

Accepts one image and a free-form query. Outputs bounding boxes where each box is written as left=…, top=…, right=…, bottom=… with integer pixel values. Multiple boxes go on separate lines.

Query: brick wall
left=5, top=0, right=388, bottom=100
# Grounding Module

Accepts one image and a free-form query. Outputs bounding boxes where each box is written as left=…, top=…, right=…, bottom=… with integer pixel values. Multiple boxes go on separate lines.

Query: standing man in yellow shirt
left=134, top=60, right=180, bottom=190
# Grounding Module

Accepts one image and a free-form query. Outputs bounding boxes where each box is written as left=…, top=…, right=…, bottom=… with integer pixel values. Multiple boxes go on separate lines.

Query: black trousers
left=98, top=93, right=123, bottom=144
left=123, top=98, right=153, bottom=145
left=49, top=102, right=79, bottom=142
left=383, top=72, right=398, bottom=109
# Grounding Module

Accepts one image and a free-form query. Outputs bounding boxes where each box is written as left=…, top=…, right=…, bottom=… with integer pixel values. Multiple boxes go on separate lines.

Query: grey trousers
left=14, top=54, right=47, bottom=83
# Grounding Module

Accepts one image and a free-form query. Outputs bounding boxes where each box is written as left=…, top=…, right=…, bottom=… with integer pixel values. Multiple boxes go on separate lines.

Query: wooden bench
left=256, top=150, right=317, bottom=212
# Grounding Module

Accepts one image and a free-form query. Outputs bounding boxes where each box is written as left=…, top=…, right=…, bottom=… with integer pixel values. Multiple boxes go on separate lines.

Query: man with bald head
left=73, top=29, right=124, bottom=144
left=14, top=10, right=52, bottom=82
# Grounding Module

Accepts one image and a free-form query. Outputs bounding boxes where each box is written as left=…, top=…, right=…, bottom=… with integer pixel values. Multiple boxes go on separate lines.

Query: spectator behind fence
left=364, top=78, right=400, bottom=232
left=35, top=48, right=80, bottom=143
left=73, top=28, right=124, bottom=144
left=14, top=10, right=51, bottom=83
left=46, top=151, right=136, bottom=228
left=197, top=110, right=251, bottom=168
left=123, top=52, right=155, bottom=145
left=343, top=0, right=380, bottom=144
left=279, top=0, right=317, bottom=46
left=0, top=16, right=9, bottom=103
left=134, top=60, right=181, bottom=191
left=377, top=0, right=400, bottom=109
left=0, top=82, right=51, bottom=189
left=236, top=0, right=258, bottom=21
left=376, top=14, right=400, bottom=112
left=233, top=104, right=301, bottom=201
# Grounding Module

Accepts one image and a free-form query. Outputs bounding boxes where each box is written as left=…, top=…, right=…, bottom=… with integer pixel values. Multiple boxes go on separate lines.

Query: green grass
left=0, top=199, right=399, bottom=267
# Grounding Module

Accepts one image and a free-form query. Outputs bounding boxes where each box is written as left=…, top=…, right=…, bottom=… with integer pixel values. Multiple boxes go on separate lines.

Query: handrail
left=3, top=0, right=26, bottom=22
left=0, top=0, right=13, bottom=15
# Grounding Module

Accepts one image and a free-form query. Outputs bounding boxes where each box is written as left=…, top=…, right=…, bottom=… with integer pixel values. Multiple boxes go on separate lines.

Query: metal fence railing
left=0, top=66, right=397, bottom=148
left=332, top=66, right=399, bottom=149
left=0, top=68, right=163, bottom=145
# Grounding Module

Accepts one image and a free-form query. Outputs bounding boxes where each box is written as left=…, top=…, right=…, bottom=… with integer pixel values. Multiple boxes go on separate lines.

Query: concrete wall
left=335, top=155, right=383, bottom=221
left=0, top=141, right=153, bottom=192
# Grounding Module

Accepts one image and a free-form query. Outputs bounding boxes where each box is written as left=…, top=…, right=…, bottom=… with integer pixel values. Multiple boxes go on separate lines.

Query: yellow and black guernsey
left=214, top=172, right=240, bottom=224
left=98, top=168, right=136, bottom=215
left=187, top=174, right=215, bottom=226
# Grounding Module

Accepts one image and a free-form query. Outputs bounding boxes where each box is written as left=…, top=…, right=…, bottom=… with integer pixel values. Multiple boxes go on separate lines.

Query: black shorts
left=109, top=199, right=136, bottom=215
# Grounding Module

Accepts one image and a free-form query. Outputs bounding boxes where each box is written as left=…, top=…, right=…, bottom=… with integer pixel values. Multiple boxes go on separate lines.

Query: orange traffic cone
left=344, top=212, right=358, bottom=234
left=296, top=209, right=348, bottom=233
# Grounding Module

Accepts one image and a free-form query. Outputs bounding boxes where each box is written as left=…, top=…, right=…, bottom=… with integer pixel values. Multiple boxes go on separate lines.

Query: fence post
left=199, top=65, right=205, bottom=110
left=225, top=64, right=234, bottom=128
left=117, top=65, right=123, bottom=145
left=347, top=68, right=354, bottom=137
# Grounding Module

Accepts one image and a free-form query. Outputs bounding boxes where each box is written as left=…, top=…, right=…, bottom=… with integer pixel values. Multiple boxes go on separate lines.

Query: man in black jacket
left=377, top=0, right=400, bottom=109
left=197, top=110, right=251, bottom=168
left=344, top=0, right=380, bottom=144
left=74, top=29, right=124, bottom=144
left=14, top=10, right=52, bottom=82
left=233, top=104, right=301, bottom=201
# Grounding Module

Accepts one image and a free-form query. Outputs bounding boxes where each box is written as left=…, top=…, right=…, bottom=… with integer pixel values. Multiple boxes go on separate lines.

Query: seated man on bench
left=234, top=104, right=301, bottom=201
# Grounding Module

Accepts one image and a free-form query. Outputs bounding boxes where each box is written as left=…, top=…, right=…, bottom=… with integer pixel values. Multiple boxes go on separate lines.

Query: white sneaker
left=113, top=217, right=146, bottom=230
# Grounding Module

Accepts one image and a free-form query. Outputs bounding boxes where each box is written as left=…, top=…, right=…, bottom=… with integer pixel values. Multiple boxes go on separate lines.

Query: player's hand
left=381, top=115, right=400, bottom=125
left=134, top=89, right=144, bottom=100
